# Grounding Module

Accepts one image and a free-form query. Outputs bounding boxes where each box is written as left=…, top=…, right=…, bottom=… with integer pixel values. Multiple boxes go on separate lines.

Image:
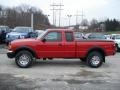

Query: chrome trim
left=7, top=50, right=13, bottom=53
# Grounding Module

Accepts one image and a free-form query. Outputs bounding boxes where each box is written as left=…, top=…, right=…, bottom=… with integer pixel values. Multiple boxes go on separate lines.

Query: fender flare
left=14, top=46, right=38, bottom=58
left=86, top=46, right=106, bottom=62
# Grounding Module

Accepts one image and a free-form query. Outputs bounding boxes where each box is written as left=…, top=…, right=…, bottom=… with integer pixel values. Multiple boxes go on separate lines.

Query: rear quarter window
left=65, top=32, right=74, bottom=42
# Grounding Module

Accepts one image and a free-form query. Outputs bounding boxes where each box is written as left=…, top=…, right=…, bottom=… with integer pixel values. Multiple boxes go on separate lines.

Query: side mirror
left=42, top=38, right=46, bottom=42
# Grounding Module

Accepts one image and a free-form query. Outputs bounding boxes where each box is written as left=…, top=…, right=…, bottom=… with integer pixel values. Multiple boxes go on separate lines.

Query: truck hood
left=11, top=38, right=39, bottom=45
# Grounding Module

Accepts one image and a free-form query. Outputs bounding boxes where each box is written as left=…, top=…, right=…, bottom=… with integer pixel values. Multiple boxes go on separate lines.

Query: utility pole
left=50, top=3, right=55, bottom=25
left=75, top=11, right=85, bottom=25
left=75, top=11, right=78, bottom=25
left=81, top=10, right=85, bottom=24
left=31, top=13, right=34, bottom=29
left=58, top=3, right=64, bottom=27
left=50, top=3, right=64, bottom=27
left=67, top=15, right=72, bottom=27
left=54, top=11, right=56, bottom=26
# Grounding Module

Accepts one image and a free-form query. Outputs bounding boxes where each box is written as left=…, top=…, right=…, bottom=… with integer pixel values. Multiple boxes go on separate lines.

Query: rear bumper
left=7, top=50, right=15, bottom=58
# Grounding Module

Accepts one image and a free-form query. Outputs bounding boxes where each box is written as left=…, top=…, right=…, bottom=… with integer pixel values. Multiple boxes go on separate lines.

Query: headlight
left=8, top=43, right=12, bottom=50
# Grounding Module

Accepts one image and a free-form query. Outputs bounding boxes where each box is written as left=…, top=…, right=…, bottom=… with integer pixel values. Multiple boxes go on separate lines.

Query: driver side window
left=44, top=31, right=62, bottom=42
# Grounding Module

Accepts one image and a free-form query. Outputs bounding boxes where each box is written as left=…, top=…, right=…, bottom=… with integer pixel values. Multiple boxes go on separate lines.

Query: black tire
left=86, top=51, right=103, bottom=68
left=80, top=58, right=86, bottom=62
left=15, top=50, right=33, bottom=68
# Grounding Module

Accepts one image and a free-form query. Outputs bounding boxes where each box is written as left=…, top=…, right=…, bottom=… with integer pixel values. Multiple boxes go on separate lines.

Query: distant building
left=79, top=26, right=88, bottom=30
left=68, top=26, right=74, bottom=30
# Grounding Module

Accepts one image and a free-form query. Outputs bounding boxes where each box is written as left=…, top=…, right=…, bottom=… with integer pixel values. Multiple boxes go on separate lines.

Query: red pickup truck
left=7, top=29, right=116, bottom=68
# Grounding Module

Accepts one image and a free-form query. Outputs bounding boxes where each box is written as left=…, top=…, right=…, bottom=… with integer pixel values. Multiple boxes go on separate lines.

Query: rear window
left=65, top=32, right=74, bottom=42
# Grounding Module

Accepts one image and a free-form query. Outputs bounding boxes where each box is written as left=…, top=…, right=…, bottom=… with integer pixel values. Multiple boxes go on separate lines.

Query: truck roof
left=46, top=29, right=73, bottom=32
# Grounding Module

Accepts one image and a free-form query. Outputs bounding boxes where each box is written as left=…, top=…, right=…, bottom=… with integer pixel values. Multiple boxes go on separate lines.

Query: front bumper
left=7, top=50, right=15, bottom=58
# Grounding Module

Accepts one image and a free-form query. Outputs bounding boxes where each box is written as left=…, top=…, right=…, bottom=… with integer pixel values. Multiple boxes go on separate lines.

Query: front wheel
left=86, top=51, right=103, bottom=68
left=15, top=50, right=33, bottom=68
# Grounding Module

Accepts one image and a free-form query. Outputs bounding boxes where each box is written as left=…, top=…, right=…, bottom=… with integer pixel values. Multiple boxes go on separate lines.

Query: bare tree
left=81, top=19, right=89, bottom=26
left=0, top=4, right=50, bottom=29
left=89, top=19, right=99, bottom=30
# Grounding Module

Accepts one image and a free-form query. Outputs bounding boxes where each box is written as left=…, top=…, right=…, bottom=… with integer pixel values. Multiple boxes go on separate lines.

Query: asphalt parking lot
left=0, top=47, right=120, bottom=90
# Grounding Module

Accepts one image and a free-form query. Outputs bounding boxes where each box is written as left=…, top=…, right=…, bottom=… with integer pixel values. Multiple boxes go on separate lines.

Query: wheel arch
left=86, top=47, right=106, bottom=62
left=14, top=46, right=38, bottom=58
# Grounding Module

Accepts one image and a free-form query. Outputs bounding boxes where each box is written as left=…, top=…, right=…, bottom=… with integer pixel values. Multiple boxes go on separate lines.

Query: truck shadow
left=31, top=59, right=110, bottom=68
left=32, top=59, right=86, bottom=68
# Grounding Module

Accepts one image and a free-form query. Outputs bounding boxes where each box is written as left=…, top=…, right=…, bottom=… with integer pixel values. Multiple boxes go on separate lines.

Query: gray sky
left=0, top=0, right=120, bottom=26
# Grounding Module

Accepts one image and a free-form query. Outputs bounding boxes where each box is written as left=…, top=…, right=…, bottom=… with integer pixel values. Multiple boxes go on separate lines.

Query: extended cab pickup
left=7, top=29, right=116, bottom=68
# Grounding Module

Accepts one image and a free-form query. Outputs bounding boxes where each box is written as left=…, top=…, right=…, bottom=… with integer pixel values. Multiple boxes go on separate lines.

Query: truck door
left=38, top=31, right=65, bottom=58
left=64, top=31, right=76, bottom=58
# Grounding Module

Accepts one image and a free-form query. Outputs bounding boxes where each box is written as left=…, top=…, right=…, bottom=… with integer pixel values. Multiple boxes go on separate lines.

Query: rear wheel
left=86, top=51, right=103, bottom=68
left=15, top=50, right=33, bottom=68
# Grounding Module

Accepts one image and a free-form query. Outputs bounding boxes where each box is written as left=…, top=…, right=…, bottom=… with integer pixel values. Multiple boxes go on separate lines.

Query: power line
left=58, top=3, right=64, bottom=27
left=75, top=11, right=85, bottom=25
left=50, top=3, right=64, bottom=27
left=81, top=10, right=85, bottom=23
left=67, top=15, right=72, bottom=26
left=50, top=3, right=55, bottom=25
